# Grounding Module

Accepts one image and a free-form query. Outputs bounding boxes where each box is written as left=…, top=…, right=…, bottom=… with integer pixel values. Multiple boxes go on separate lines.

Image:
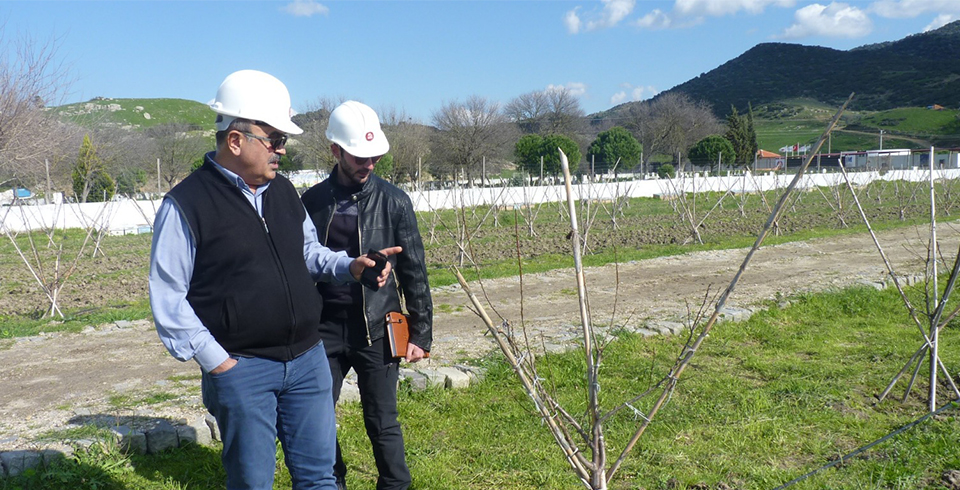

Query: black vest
left=165, top=160, right=323, bottom=361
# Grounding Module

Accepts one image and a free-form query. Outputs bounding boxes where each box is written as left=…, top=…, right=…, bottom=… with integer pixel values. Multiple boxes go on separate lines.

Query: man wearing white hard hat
left=149, top=71, right=400, bottom=490
left=301, top=101, right=433, bottom=490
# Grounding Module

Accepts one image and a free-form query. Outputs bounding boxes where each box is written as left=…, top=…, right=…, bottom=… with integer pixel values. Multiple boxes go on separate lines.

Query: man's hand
left=350, top=246, right=402, bottom=288
left=405, top=343, right=426, bottom=363
left=209, top=357, right=237, bottom=375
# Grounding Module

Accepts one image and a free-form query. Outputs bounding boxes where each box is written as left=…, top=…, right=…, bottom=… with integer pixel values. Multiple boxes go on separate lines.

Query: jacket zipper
left=354, top=193, right=372, bottom=346
left=259, top=209, right=298, bottom=354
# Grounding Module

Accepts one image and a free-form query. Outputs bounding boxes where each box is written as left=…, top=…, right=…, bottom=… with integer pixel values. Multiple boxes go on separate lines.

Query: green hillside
left=53, top=97, right=215, bottom=131
left=753, top=100, right=960, bottom=153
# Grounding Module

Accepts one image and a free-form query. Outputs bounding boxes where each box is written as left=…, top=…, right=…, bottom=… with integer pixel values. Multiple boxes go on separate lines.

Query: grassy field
left=3, top=282, right=958, bottom=489
left=53, top=98, right=214, bottom=131
left=2, top=176, right=958, bottom=337
left=2, top=174, right=960, bottom=488
left=753, top=101, right=960, bottom=153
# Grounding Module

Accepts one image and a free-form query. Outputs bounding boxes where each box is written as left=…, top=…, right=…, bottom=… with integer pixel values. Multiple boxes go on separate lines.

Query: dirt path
left=2, top=223, right=957, bottom=450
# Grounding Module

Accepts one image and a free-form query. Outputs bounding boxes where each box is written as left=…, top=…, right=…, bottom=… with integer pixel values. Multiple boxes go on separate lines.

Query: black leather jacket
left=301, top=166, right=433, bottom=351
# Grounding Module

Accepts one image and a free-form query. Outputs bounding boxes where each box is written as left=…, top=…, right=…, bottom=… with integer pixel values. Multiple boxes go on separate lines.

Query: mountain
left=610, top=20, right=960, bottom=117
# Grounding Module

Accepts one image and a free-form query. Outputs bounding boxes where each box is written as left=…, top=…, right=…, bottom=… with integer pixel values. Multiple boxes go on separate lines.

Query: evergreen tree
left=689, top=135, right=736, bottom=172
left=724, top=105, right=758, bottom=166
left=586, top=126, right=642, bottom=174
left=513, top=133, right=581, bottom=180
left=72, top=134, right=115, bottom=202
left=514, top=134, right=544, bottom=175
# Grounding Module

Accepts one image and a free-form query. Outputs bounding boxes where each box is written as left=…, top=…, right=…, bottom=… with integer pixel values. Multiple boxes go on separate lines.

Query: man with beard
left=301, top=101, right=433, bottom=490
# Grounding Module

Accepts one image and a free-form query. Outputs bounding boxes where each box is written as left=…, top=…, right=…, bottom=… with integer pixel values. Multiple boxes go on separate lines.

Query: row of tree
left=0, top=36, right=759, bottom=203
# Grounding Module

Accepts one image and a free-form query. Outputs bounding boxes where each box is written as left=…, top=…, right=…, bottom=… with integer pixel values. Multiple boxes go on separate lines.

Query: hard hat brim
left=338, top=132, right=390, bottom=159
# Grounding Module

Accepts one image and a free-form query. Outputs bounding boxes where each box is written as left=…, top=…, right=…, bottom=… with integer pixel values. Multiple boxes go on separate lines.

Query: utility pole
left=157, top=158, right=162, bottom=196
left=880, top=130, right=885, bottom=150
left=45, top=159, right=51, bottom=204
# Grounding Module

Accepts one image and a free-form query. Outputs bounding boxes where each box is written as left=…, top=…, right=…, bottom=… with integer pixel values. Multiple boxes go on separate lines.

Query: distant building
left=755, top=149, right=782, bottom=172
left=839, top=149, right=959, bottom=170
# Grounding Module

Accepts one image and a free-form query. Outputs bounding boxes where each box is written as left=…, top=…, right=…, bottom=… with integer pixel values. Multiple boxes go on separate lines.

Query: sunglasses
left=241, top=131, right=287, bottom=150
left=350, top=153, right=382, bottom=165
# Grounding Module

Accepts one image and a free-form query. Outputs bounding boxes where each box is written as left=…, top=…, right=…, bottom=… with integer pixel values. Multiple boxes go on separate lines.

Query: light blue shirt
left=149, top=156, right=353, bottom=373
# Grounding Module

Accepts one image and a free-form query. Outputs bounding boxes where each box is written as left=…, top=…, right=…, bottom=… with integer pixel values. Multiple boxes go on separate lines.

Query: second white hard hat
left=326, top=100, right=389, bottom=158
left=208, top=69, right=303, bottom=135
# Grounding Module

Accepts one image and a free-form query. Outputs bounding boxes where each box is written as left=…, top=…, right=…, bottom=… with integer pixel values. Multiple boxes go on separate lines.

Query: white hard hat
left=208, top=69, right=303, bottom=135
left=326, top=100, right=389, bottom=158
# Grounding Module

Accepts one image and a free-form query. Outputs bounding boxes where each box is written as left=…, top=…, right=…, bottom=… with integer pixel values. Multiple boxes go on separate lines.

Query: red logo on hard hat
left=366, top=132, right=374, bottom=141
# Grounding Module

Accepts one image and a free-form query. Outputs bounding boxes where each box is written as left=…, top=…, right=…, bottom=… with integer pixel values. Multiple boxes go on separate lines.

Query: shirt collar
left=206, top=151, right=270, bottom=196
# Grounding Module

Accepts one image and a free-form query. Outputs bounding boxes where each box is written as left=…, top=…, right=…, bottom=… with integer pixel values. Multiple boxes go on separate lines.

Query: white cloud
left=586, top=0, right=637, bottom=30
left=565, top=7, right=583, bottom=34
left=870, top=0, right=960, bottom=19
left=635, top=9, right=674, bottom=29
left=547, top=82, right=588, bottom=97
left=566, top=0, right=636, bottom=33
left=634, top=86, right=656, bottom=100
left=611, top=84, right=658, bottom=105
left=924, top=13, right=960, bottom=31
left=281, top=0, right=329, bottom=17
left=674, top=0, right=796, bottom=17
left=779, top=3, right=872, bottom=39
left=631, top=0, right=790, bottom=31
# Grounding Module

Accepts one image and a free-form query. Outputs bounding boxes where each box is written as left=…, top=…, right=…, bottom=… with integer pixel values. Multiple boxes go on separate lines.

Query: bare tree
left=431, top=95, right=514, bottom=184
left=380, top=106, right=432, bottom=185
left=505, top=90, right=548, bottom=134
left=292, top=96, right=344, bottom=172
left=0, top=31, right=77, bottom=194
left=544, top=86, right=586, bottom=136
left=97, top=125, right=157, bottom=197
left=506, top=87, right=587, bottom=137
left=624, top=92, right=722, bottom=170
left=146, top=123, right=208, bottom=190
left=454, top=96, right=854, bottom=489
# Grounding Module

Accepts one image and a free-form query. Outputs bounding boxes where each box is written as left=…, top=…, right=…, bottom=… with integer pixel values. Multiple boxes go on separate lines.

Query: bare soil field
left=1, top=223, right=958, bottom=451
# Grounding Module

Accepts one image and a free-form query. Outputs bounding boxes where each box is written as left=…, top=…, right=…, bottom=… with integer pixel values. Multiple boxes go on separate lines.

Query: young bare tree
left=455, top=95, right=853, bottom=489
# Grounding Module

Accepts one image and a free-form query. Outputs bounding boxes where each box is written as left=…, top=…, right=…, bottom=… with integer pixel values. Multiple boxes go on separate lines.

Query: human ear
left=229, top=132, right=243, bottom=156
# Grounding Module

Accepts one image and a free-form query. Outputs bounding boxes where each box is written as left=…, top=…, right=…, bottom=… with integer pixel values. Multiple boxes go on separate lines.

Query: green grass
left=753, top=101, right=960, bottom=152
left=858, top=107, right=960, bottom=135
left=0, top=299, right=152, bottom=339
left=6, top=283, right=958, bottom=489
left=53, top=98, right=215, bottom=131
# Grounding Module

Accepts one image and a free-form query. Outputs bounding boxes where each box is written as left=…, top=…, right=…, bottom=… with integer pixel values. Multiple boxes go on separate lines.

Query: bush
left=657, top=164, right=676, bottom=179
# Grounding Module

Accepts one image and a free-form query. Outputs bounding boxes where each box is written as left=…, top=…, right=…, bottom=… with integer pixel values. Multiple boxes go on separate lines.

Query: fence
left=2, top=167, right=959, bottom=234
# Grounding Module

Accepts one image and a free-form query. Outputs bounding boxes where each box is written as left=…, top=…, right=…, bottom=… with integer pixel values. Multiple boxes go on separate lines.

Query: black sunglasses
left=352, top=154, right=381, bottom=164
left=242, top=132, right=287, bottom=150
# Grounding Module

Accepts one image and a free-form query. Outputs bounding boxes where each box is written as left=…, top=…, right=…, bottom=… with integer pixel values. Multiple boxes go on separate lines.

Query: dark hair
left=215, top=118, right=255, bottom=147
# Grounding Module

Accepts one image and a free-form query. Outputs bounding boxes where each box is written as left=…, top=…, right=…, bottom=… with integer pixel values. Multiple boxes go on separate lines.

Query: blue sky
left=4, top=0, right=958, bottom=123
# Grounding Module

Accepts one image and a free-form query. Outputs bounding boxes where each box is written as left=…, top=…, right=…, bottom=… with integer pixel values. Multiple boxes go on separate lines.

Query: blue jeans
left=202, top=342, right=338, bottom=490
